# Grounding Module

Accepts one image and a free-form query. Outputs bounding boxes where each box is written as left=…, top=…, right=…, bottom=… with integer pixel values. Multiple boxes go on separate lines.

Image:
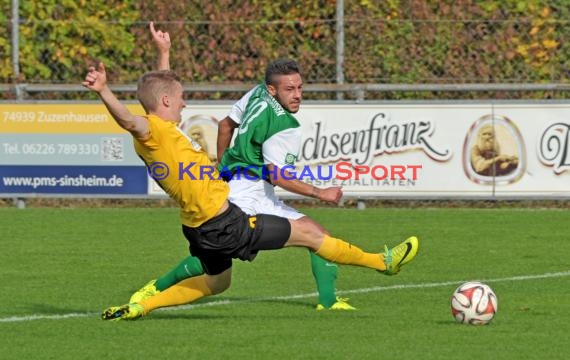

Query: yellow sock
left=316, top=235, right=386, bottom=271
left=139, top=275, right=212, bottom=315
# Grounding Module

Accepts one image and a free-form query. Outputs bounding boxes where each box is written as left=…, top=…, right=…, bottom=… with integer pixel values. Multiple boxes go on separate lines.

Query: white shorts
left=228, top=176, right=304, bottom=220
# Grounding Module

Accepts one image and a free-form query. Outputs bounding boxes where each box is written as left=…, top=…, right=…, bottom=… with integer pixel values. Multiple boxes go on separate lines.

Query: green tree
left=0, top=0, right=13, bottom=81
left=16, top=0, right=138, bottom=82
left=1, top=0, right=569, bottom=101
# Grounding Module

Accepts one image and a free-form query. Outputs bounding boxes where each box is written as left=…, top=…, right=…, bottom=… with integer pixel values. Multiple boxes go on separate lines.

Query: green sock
left=154, top=255, right=204, bottom=291
left=309, top=250, right=338, bottom=308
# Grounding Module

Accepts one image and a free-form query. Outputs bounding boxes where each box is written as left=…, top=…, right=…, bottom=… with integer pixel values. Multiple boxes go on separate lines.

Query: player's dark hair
left=264, top=58, right=301, bottom=86
left=137, top=70, right=181, bottom=113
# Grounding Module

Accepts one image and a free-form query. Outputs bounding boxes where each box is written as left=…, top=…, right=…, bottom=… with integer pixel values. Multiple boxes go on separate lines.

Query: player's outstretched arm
left=150, top=21, right=171, bottom=71
left=82, top=62, right=148, bottom=138
left=267, top=163, right=343, bottom=204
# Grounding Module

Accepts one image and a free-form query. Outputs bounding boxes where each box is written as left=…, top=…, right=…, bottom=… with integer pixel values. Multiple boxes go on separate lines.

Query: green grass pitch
left=0, top=207, right=568, bottom=359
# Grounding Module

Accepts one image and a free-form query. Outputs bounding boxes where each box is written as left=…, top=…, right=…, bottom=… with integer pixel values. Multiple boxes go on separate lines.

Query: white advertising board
left=170, top=102, right=570, bottom=199
left=6, top=102, right=564, bottom=199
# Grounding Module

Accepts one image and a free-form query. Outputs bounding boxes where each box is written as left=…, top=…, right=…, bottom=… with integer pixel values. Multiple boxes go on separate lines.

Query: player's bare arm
left=150, top=21, right=171, bottom=71
left=82, top=62, right=149, bottom=139
left=216, top=116, right=239, bottom=161
left=267, top=163, right=343, bottom=205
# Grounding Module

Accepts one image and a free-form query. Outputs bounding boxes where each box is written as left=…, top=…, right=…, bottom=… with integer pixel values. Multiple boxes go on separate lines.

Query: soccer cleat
left=382, top=236, right=419, bottom=275
left=101, top=303, right=145, bottom=321
left=316, top=297, right=357, bottom=311
left=129, top=279, right=160, bottom=303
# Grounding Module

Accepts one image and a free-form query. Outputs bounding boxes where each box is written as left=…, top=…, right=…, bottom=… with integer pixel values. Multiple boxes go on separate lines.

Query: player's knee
left=209, top=280, right=231, bottom=295
left=299, top=217, right=325, bottom=236
left=288, top=218, right=325, bottom=248
left=205, top=270, right=232, bottom=295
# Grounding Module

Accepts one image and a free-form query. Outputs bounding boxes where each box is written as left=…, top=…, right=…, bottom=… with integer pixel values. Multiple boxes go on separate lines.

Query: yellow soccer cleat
left=129, top=279, right=160, bottom=303
left=382, top=236, right=419, bottom=275
left=316, top=297, right=357, bottom=311
left=101, top=303, right=145, bottom=321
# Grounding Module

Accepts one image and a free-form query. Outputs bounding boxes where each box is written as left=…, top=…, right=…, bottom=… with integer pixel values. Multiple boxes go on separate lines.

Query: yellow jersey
left=134, top=114, right=229, bottom=227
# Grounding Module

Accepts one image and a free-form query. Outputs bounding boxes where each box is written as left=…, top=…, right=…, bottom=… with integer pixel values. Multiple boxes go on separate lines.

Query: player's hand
left=316, top=186, right=343, bottom=205
left=82, top=62, right=107, bottom=92
left=149, top=21, right=171, bottom=53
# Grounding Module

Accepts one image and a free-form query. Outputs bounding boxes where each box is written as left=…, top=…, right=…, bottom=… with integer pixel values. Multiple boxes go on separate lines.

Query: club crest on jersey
left=285, top=153, right=297, bottom=165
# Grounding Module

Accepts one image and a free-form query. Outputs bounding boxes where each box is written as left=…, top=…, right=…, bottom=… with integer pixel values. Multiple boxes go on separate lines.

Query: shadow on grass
left=143, top=297, right=375, bottom=321
left=16, top=295, right=372, bottom=322
left=171, top=296, right=318, bottom=310
left=145, top=313, right=229, bottom=321
left=22, top=303, right=92, bottom=315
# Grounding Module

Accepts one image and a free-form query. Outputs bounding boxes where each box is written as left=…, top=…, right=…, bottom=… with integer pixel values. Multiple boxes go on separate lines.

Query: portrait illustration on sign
left=179, top=114, right=219, bottom=163
left=463, top=115, right=525, bottom=185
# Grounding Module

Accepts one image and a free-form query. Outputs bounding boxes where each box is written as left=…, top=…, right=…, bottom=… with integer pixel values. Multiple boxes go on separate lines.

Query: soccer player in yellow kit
left=130, top=22, right=353, bottom=311
left=82, top=62, right=419, bottom=321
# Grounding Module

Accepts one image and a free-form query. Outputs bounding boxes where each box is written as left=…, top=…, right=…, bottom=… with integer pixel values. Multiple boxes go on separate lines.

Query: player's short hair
left=264, top=58, right=301, bottom=86
left=137, top=70, right=181, bottom=113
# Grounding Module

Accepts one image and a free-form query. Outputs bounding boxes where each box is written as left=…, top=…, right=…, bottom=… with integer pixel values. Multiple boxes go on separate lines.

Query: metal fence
left=2, top=1, right=570, bottom=101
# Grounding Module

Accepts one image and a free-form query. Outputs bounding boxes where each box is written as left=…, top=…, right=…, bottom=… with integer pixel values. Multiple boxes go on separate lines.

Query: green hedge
left=1, top=0, right=569, bottom=100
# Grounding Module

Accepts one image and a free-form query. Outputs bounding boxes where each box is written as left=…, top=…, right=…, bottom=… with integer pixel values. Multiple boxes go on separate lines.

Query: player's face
left=169, top=82, right=186, bottom=123
left=269, top=73, right=303, bottom=113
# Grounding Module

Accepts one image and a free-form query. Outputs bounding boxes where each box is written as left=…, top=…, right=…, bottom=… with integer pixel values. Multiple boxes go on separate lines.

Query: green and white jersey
left=220, top=85, right=301, bottom=178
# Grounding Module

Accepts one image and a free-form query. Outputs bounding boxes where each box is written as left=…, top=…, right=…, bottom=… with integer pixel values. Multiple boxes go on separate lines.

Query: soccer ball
left=451, top=281, right=498, bottom=325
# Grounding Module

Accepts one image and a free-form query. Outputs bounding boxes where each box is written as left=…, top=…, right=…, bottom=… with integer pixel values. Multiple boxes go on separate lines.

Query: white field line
left=1, top=270, right=568, bottom=324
